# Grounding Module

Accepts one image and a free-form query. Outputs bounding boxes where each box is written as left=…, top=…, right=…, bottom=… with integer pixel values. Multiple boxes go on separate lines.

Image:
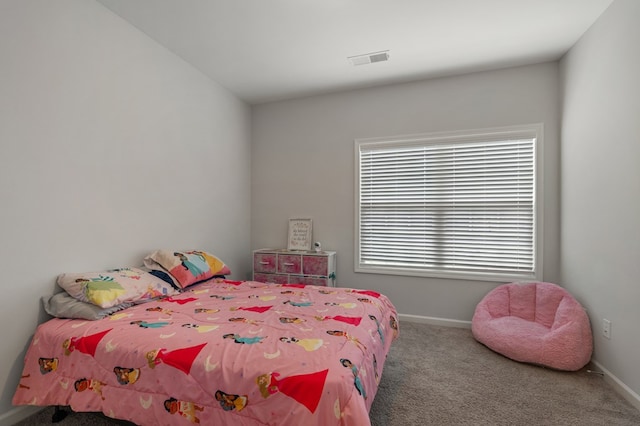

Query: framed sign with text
left=287, top=218, right=313, bottom=251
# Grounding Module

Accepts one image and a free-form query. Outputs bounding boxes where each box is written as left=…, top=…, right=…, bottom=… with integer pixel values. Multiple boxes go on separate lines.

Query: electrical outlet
left=603, top=319, right=611, bottom=339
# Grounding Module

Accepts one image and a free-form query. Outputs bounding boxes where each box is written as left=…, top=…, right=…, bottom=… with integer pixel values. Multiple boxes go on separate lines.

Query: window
left=355, top=124, right=542, bottom=282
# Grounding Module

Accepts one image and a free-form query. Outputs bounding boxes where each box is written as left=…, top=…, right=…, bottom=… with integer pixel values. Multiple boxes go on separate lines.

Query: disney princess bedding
left=13, top=275, right=398, bottom=425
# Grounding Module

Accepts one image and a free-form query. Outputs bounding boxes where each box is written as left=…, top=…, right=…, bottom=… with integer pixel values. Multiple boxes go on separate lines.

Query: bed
left=12, top=250, right=398, bottom=426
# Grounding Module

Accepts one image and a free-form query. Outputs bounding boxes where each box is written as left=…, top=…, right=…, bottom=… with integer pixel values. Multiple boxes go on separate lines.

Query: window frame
left=354, top=124, right=544, bottom=282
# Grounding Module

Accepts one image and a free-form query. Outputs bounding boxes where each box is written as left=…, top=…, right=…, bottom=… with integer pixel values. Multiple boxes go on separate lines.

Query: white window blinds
left=356, top=126, right=540, bottom=281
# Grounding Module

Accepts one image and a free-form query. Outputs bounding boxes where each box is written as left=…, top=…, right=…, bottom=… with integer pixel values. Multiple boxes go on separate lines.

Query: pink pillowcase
left=144, top=250, right=231, bottom=289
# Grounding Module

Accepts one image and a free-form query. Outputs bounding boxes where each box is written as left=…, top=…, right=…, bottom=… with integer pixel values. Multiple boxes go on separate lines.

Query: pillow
left=143, top=250, right=231, bottom=289
left=144, top=267, right=181, bottom=291
left=144, top=267, right=227, bottom=292
left=43, top=292, right=132, bottom=320
left=57, top=267, right=179, bottom=308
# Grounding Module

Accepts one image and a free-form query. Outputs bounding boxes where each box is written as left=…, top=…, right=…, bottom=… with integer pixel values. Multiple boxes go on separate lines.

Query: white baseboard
left=398, top=313, right=472, bottom=329
left=591, top=360, right=640, bottom=412
left=0, top=406, right=44, bottom=426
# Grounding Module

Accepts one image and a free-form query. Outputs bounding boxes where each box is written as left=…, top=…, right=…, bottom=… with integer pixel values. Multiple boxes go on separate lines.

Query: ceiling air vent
left=348, top=50, right=390, bottom=66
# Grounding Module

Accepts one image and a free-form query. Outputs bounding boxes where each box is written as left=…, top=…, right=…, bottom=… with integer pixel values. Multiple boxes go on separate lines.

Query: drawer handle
left=259, top=261, right=270, bottom=265
left=282, top=262, right=295, bottom=266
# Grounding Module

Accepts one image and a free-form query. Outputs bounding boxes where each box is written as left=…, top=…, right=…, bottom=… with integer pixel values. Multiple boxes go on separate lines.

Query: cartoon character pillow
left=57, top=267, right=179, bottom=308
left=144, top=250, right=231, bottom=289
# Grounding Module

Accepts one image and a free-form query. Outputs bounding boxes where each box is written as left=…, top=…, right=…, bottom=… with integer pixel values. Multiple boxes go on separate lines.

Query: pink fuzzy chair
left=472, top=282, right=593, bottom=371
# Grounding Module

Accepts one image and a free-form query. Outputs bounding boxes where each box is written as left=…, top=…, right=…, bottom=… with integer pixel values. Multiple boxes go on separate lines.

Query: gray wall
left=251, top=62, right=561, bottom=322
left=560, top=0, right=640, bottom=403
left=0, top=0, right=251, bottom=421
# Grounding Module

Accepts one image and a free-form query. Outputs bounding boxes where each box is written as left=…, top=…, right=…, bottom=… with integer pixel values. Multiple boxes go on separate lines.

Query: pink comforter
left=13, top=280, right=398, bottom=425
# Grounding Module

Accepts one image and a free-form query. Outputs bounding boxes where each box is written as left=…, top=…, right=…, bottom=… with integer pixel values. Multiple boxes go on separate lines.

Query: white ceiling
left=96, top=0, right=614, bottom=105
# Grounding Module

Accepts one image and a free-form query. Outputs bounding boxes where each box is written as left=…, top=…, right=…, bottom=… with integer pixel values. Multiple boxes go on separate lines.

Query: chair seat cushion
left=472, top=282, right=593, bottom=371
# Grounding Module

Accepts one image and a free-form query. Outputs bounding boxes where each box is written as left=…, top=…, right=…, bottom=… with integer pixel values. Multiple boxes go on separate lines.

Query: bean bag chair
left=471, top=282, right=593, bottom=371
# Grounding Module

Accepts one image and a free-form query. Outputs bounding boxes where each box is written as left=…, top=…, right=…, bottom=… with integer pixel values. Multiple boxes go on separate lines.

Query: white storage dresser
left=253, top=248, right=336, bottom=287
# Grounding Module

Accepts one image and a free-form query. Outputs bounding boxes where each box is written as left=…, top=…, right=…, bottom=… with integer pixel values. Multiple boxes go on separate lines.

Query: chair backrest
left=484, top=282, right=580, bottom=329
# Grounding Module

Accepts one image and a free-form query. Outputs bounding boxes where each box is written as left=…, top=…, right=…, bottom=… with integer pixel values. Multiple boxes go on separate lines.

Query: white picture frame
left=287, top=218, right=313, bottom=251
